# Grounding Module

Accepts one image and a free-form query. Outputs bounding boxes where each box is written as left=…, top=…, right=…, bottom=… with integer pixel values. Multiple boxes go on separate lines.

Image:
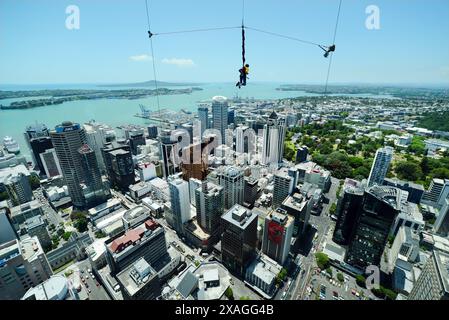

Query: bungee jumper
left=144, top=0, right=343, bottom=93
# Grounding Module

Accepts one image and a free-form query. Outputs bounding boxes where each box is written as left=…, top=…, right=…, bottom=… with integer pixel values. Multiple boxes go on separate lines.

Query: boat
left=3, top=136, right=20, bottom=154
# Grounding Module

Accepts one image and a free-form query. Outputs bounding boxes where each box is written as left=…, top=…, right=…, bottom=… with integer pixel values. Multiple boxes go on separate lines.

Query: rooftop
left=22, top=275, right=70, bottom=300
left=222, top=204, right=258, bottom=230
left=106, top=219, right=161, bottom=256
left=116, top=257, right=157, bottom=296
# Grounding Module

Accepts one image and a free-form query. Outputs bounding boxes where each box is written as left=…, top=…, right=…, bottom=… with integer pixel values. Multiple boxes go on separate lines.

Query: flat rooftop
left=221, top=204, right=258, bottom=230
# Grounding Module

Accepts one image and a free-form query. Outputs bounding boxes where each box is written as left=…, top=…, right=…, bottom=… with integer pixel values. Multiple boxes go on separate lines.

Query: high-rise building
left=198, top=107, right=209, bottom=136
left=262, top=111, right=286, bottom=166
left=408, top=249, right=449, bottom=300
left=228, top=109, right=235, bottom=125
left=160, top=130, right=180, bottom=178
left=116, top=257, right=161, bottom=300
left=295, top=146, right=308, bottom=164
left=243, top=176, right=259, bottom=208
left=102, top=142, right=135, bottom=192
left=83, top=121, right=115, bottom=173
left=262, top=208, right=294, bottom=265
left=168, top=178, right=191, bottom=234
left=39, top=148, right=62, bottom=178
left=235, top=125, right=250, bottom=154
left=105, top=219, right=167, bottom=276
left=422, top=178, right=449, bottom=207
left=4, top=171, right=33, bottom=206
left=367, top=146, right=393, bottom=187
left=147, top=125, right=158, bottom=139
left=28, top=137, right=54, bottom=174
left=212, top=96, right=228, bottom=143
left=24, top=123, right=50, bottom=170
left=281, top=193, right=312, bottom=237
left=195, top=181, right=224, bottom=236
left=180, top=136, right=213, bottom=181
left=217, top=166, right=244, bottom=209
left=221, top=205, right=258, bottom=276
left=332, top=179, right=365, bottom=245
left=50, top=121, right=88, bottom=209
left=0, top=237, right=53, bottom=300
left=345, top=185, right=401, bottom=270
left=129, top=131, right=146, bottom=156
left=25, top=215, right=51, bottom=250
left=434, top=198, right=449, bottom=237
left=272, top=168, right=294, bottom=209
left=78, top=144, right=110, bottom=208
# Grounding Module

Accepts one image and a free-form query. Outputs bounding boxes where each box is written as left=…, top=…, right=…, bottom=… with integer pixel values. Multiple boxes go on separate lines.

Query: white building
left=368, top=146, right=394, bottom=187
left=169, top=178, right=191, bottom=234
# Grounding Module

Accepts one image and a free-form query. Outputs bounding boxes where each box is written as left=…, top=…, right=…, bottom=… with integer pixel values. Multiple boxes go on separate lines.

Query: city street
left=67, top=260, right=110, bottom=300
left=287, top=177, right=341, bottom=300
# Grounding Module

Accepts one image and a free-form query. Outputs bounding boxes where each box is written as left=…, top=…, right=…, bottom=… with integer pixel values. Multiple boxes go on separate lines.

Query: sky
left=0, top=0, right=448, bottom=86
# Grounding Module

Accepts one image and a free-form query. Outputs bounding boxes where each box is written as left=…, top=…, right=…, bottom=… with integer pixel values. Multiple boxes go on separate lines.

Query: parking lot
left=306, top=265, right=377, bottom=300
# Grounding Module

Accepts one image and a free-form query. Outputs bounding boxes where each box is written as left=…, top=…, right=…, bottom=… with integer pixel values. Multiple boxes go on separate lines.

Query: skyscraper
left=102, top=141, right=135, bottom=192
left=408, top=249, right=449, bottom=300
left=39, top=148, right=62, bottom=178
left=262, top=111, right=286, bottom=166
left=129, top=131, right=146, bottom=156
left=332, top=179, right=365, bottom=245
left=195, top=181, right=224, bottom=236
left=0, top=237, right=53, bottom=300
left=217, top=166, right=244, bottom=209
left=211, top=96, right=228, bottom=143
left=78, top=144, right=110, bottom=208
left=262, top=208, right=294, bottom=265
left=345, top=185, right=401, bottom=270
left=160, top=130, right=179, bottom=178
left=272, top=167, right=294, bottom=209
left=198, top=106, right=209, bottom=136
left=50, top=121, right=87, bottom=209
left=367, top=146, right=393, bottom=187
left=434, top=198, right=449, bottom=237
left=4, top=171, right=33, bottom=206
left=169, top=178, right=191, bottom=234
left=24, top=123, right=50, bottom=170
left=221, top=204, right=258, bottom=276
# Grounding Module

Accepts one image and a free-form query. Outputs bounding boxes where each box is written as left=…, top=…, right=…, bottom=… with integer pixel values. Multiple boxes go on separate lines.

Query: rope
left=245, top=26, right=324, bottom=48
left=152, top=26, right=240, bottom=36
left=324, top=0, right=343, bottom=95
left=145, top=0, right=161, bottom=124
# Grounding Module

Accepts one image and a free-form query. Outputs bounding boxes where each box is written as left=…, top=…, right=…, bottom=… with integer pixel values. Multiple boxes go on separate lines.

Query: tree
left=62, top=232, right=72, bottom=241
left=28, top=175, right=41, bottom=190
left=420, top=156, right=430, bottom=176
left=329, top=203, right=337, bottom=216
left=315, top=252, right=330, bottom=270
left=395, top=161, right=423, bottom=181
left=0, top=191, right=9, bottom=201
left=225, top=287, right=234, bottom=300
left=355, top=274, right=366, bottom=288
left=337, top=273, right=344, bottom=283
left=95, top=230, right=107, bottom=239
left=74, top=217, right=88, bottom=233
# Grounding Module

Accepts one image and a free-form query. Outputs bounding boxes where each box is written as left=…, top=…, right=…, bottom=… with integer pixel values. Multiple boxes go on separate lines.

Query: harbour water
left=0, top=82, right=392, bottom=160
left=0, top=82, right=312, bottom=159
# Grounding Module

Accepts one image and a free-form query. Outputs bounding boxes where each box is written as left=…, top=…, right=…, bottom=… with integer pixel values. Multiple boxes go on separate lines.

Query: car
left=87, top=288, right=91, bottom=293
left=96, top=282, right=100, bottom=287
left=351, top=289, right=357, bottom=295
left=87, top=269, right=92, bottom=273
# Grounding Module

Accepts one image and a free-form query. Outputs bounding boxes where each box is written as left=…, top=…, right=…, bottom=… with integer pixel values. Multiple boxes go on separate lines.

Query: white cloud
left=129, top=54, right=152, bottom=62
left=162, top=58, right=195, bottom=68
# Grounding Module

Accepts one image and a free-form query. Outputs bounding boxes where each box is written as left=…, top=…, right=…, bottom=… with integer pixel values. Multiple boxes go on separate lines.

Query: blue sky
left=0, top=0, right=448, bottom=85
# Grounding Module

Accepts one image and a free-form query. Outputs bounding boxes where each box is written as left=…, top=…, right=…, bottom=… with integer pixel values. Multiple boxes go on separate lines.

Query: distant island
left=97, top=80, right=203, bottom=88
left=0, top=87, right=203, bottom=110
left=277, top=84, right=449, bottom=100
